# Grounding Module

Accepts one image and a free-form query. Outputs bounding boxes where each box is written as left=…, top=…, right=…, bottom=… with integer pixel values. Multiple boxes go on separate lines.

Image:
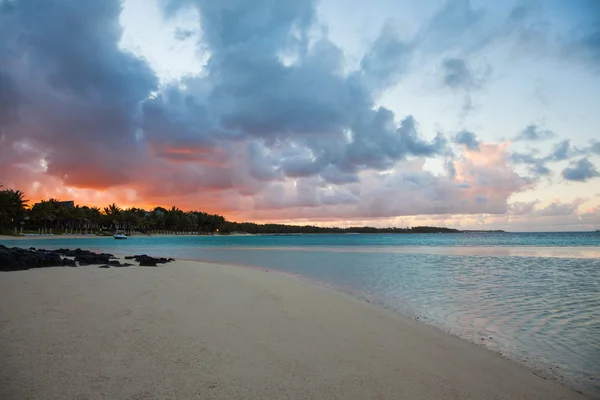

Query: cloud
left=509, top=137, right=593, bottom=178
left=0, top=0, right=579, bottom=228
left=173, top=28, right=195, bottom=41
left=441, top=57, right=491, bottom=91
left=545, top=140, right=573, bottom=162
left=559, top=0, right=600, bottom=70
left=0, top=0, right=157, bottom=189
left=147, top=0, right=448, bottom=186
left=533, top=199, right=584, bottom=217
left=508, top=150, right=551, bottom=177
left=561, top=158, right=600, bottom=182
left=417, top=0, right=489, bottom=54
left=442, top=58, right=472, bottom=89
left=453, top=130, right=480, bottom=151
left=508, top=200, right=539, bottom=215
left=359, top=21, right=413, bottom=93
left=584, top=140, right=600, bottom=155
left=513, top=124, right=555, bottom=141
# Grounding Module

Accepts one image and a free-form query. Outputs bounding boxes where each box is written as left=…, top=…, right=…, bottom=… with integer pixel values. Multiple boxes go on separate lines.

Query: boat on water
left=114, top=231, right=127, bottom=240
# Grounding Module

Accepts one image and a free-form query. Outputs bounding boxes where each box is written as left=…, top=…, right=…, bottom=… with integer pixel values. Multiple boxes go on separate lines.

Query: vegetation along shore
left=0, top=184, right=503, bottom=236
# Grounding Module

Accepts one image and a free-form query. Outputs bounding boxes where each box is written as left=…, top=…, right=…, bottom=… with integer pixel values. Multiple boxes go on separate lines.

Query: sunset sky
left=1, top=0, right=599, bottom=231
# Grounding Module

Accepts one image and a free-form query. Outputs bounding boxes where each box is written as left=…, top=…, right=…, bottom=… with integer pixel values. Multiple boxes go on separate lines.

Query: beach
left=0, top=258, right=585, bottom=400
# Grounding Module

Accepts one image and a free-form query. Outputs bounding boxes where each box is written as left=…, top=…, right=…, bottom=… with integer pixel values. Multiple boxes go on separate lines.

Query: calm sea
left=2, top=232, right=599, bottom=395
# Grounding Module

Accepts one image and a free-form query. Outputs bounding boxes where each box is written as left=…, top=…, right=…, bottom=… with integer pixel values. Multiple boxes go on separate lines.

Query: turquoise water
left=2, top=232, right=599, bottom=395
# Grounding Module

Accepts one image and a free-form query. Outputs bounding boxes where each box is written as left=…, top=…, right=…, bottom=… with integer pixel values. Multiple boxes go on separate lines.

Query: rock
left=12, top=249, right=42, bottom=269
left=44, top=252, right=64, bottom=267
left=0, top=250, right=22, bottom=271
left=74, top=254, right=98, bottom=264
left=73, top=251, right=109, bottom=265
left=63, top=258, right=77, bottom=267
left=112, top=262, right=134, bottom=267
left=139, top=259, right=158, bottom=267
left=1, top=247, right=172, bottom=272
left=129, top=254, right=175, bottom=266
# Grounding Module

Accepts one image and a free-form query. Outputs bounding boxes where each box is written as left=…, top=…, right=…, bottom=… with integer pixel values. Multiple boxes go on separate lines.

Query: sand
left=0, top=259, right=586, bottom=400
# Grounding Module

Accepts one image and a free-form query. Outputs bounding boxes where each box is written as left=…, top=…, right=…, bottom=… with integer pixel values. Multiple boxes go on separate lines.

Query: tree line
left=0, top=185, right=465, bottom=235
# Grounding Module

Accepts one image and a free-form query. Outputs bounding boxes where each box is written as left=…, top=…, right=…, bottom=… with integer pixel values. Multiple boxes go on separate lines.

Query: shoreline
left=0, top=256, right=587, bottom=399
left=0, top=233, right=252, bottom=240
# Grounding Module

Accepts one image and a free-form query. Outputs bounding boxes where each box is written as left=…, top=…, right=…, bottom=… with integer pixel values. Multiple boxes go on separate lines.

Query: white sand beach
left=0, top=259, right=586, bottom=400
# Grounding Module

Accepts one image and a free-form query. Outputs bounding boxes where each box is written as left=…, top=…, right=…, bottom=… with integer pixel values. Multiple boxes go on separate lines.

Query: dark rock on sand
left=0, top=250, right=22, bottom=271
left=63, top=258, right=77, bottom=267
left=73, top=252, right=110, bottom=265
left=131, top=254, right=175, bottom=267
left=139, top=258, right=158, bottom=267
left=1, top=246, right=173, bottom=271
left=43, top=252, right=64, bottom=267
left=1, top=247, right=65, bottom=271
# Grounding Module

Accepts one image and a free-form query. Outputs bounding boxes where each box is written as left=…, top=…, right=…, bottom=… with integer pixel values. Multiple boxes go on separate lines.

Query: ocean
left=2, top=232, right=599, bottom=395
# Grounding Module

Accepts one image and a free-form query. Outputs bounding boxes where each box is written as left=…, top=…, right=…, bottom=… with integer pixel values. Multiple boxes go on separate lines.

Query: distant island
left=0, top=185, right=504, bottom=236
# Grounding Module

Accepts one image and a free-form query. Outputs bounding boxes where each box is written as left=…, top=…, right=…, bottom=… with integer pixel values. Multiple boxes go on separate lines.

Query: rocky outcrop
left=0, top=246, right=174, bottom=271
left=0, top=245, right=67, bottom=271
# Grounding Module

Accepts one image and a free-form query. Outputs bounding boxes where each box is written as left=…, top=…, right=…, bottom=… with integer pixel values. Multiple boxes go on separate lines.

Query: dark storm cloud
left=150, top=0, right=447, bottom=185
left=0, top=0, right=157, bottom=187
left=453, top=130, right=479, bottom=151
left=562, top=158, right=600, bottom=182
left=162, top=0, right=316, bottom=55
left=513, top=124, right=555, bottom=141
left=0, top=0, right=543, bottom=219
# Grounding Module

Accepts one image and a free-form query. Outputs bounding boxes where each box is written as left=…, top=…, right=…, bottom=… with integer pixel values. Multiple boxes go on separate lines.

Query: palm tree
left=31, top=200, right=55, bottom=232
left=70, top=205, right=84, bottom=233
left=0, top=187, right=29, bottom=228
left=82, top=206, right=102, bottom=233
left=103, top=203, right=122, bottom=231
left=121, top=208, right=139, bottom=233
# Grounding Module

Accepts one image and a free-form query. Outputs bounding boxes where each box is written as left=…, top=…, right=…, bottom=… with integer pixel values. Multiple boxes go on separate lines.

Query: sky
left=1, top=0, right=599, bottom=231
